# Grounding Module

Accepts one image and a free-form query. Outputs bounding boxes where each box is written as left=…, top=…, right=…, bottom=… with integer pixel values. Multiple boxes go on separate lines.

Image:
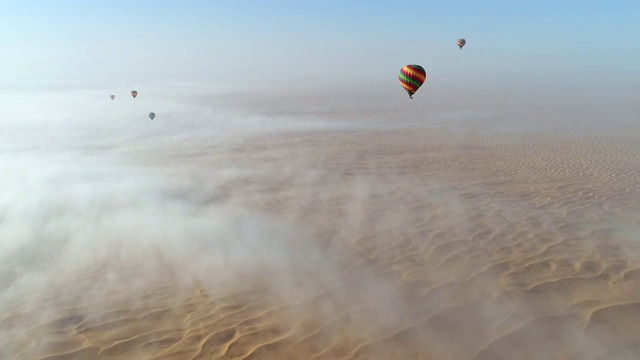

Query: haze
left=1, top=2, right=640, bottom=360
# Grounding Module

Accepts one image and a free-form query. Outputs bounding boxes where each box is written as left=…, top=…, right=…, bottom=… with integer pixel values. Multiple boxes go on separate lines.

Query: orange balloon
left=131, top=90, right=138, bottom=99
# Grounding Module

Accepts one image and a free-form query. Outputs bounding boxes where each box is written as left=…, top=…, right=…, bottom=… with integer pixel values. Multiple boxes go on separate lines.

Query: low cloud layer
left=1, top=85, right=639, bottom=359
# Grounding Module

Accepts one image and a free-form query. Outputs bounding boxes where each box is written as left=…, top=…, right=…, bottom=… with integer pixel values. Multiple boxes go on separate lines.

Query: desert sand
left=2, top=96, right=640, bottom=360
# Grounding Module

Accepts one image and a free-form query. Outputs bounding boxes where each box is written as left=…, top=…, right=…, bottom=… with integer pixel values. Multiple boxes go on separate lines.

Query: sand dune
left=3, top=107, right=640, bottom=359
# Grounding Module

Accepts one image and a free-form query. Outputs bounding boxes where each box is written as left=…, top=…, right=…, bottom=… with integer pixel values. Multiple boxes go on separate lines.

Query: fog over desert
left=0, top=84, right=639, bottom=359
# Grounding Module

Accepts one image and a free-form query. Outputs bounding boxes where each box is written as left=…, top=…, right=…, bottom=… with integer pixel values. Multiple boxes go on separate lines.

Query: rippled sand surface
left=2, top=99, right=640, bottom=359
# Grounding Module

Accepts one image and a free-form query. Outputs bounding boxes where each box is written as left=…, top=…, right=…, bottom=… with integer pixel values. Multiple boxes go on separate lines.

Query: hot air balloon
left=148, top=112, right=155, bottom=121
left=457, top=38, right=466, bottom=49
left=110, top=95, right=115, bottom=100
left=131, top=90, right=138, bottom=99
left=398, top=64, right=426, bottom=99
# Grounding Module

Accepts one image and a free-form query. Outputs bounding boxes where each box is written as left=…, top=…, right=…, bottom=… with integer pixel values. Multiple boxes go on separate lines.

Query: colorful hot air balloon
left=398, top=64, right=426, bottom=99
left=148, top=112, right=155, bottom=121
left=131, top=90, right=138, bottom=99
left=110, top=95, right=115, bottom=100
left=457, top=38, right=466, bottom=49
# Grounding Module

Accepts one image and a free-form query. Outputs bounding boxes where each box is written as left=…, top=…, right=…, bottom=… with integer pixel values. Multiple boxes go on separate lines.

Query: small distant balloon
left=110, top=95, right=115, bottom=100
left=131, top=90, right=138, bottom=99
left=398, top=64, right=426, bottom=99
left=457, top=38, right=466, bottom=49
left=148, top=112, right=155, bottom=121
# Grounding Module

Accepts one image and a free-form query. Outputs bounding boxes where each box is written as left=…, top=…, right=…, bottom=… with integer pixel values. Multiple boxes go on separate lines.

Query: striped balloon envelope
left=457, top=38, right=466, bottom=49
left=398, top=64, right=426, bottom=99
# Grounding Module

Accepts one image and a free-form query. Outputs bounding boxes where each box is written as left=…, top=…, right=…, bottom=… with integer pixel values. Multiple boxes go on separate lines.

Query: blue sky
left=1, top=1, right=639, bottom=93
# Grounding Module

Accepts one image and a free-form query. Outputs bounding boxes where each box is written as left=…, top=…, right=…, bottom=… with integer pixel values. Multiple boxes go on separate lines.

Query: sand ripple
left=3, top=112, right=640, bottom=359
